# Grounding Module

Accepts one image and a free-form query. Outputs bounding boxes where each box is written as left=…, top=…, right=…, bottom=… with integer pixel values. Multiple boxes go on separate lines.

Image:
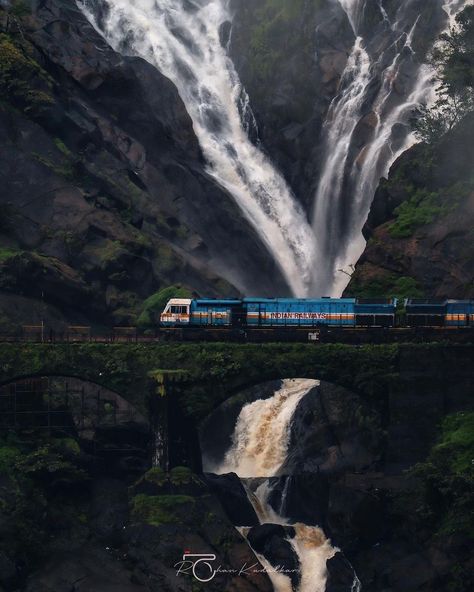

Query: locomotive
left=160, top=297, right=474, bottom=330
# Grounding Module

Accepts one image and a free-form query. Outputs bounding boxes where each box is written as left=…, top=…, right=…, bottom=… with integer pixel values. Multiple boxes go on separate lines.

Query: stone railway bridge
left=0, top=342, right=472, bottom=470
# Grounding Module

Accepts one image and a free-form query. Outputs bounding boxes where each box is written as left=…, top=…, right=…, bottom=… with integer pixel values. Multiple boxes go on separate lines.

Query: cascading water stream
left=78, top=0, right=470, bottom=299
left=312, top=0, right=471, bottom=296
left=78, top=0, right=316, bottom=297
left=205, top=379, right=361, bottom=592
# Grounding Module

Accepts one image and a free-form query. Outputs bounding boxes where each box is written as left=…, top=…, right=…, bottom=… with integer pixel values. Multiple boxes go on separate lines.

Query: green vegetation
left=245, top=0, right=321, bottom=105
left=0, top=341, right=404, bottom=418
left=130, top=493, right=195, bottom=526
left=388, top=188, right=452, bottom=238
left=348, top=274, right=423, bottom=299
left=170, top=465, right=200, bottom=486
left=0, top=246, right=22, bottom=262
left=8, top=0, right=31, bottom=19
left=137, top=285, right=192, bottom=328
left=31, top=151, right=80, bottom=183
left=408, top=412, right=474, bottom=591
left=0, top=433, right=89, bottom=567
left=53, top=137, right=72, bottom=157
left=0, top=33, right=54, bottom=113
left=414, top=6, right=474, bottom=143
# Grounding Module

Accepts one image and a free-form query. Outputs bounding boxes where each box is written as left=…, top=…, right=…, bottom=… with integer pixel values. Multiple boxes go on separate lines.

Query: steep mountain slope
left=345, top=112, right=474, bottom=299
left=0, top=0, right=289, bottom=332
left=229, top=0, right=353, bottom=210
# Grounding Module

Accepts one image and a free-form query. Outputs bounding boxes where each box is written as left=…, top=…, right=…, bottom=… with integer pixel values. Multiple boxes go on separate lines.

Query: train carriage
left=355, top=298, right=398, bottom=327
left=405, top=299, right=474, bottom=327
left=446, top=299, right=474, bottom=327
left=244, top=297, right=356, bottom=327
left=161, top=297, right=398, bottom=329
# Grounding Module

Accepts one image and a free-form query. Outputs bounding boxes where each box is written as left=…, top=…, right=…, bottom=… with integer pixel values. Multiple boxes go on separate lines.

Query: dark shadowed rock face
left=247, top=523, right=300, bottom=588
left=267, top=473, right=329, bottom=527
left=281, top=381, right=384, bottom=475
left=229, top=0, right=353, bottom=211
left=345, top=113, right=474, bottom=299
left=205, top=472, right=260, bottom=527
left=0, top=0, right=290, bottom=331
left=325, top=552, right=358, bottom=592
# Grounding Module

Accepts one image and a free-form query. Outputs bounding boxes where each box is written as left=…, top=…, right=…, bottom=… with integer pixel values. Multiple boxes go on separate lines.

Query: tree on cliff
left=415, top=6, right=474, bottom=143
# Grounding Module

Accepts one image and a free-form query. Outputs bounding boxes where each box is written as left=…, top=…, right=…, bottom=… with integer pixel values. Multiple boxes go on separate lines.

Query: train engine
left=160, top=297, right=398, bottom=330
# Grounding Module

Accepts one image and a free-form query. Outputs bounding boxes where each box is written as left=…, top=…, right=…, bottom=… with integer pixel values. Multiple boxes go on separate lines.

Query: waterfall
left=78, top=0, right=470, bottom=299
left=206, top=378, right=355, bottom=592
left=77, top=0, right=316, bottom=297
left=312, top=0, right=471, bottom=296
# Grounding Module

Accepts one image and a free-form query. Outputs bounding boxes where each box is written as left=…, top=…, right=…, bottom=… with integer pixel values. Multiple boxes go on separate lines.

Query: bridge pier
left=149, top=370, right=202, bottom=472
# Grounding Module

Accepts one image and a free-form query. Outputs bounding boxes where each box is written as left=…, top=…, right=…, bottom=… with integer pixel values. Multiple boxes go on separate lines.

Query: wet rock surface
left=229, top=0, right=354, bottom=211
left=247, top=524, right=300, bottom=589
left=205, top=472, right=260, bottom=527
left=345, top=113, right=474, bottom=299
left=0, top=433, right=273, bottom=592
left=0, top=0, right=290, bottom=332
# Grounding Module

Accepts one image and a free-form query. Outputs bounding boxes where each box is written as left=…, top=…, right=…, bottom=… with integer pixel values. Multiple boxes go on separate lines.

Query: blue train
left=160, top=297, right=474, bottom=330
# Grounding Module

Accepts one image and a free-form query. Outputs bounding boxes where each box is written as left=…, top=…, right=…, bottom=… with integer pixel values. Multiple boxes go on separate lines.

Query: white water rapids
left=78, top=0, right=316, bottom=297
left=78, top=0, right=470, bottom=298
left=205, top=378, right=361, bottom=592
left=312, top=0, right=472, bottom=295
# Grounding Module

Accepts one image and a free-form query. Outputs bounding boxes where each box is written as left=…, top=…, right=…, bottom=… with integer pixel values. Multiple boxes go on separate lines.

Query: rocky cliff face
left=345, top=113, right=474, bottom=299
left=229, top=0, right=353, bottom=210
left=0, top=0, right=289, bottom=332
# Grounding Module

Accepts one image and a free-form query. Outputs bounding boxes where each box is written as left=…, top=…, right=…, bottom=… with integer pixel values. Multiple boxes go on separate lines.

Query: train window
left=170, top=306, right=188, bottom=314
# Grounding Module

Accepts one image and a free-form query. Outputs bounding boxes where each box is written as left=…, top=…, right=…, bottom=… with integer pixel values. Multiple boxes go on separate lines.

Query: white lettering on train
left=269, top=312, right=328, bottom=320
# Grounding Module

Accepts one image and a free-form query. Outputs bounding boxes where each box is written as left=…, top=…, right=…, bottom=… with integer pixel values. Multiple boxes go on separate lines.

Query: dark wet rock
left=346, top=113, right=474, bottom=299
left=325, top=551, right=358, bottom=592
left=205, top=472, right=260, bottom=527
left=267, top=473, right=329, bottom=528
left=89, top=478, right=129, bottom=544
left=0, top=0, right=290, bottom=332
left=326, top=484, right=388, bottom=550
left=247, top=523, right=300, bottom=588
left=281, top=381, right=383, bottom=474
left=229, top=0, right=353, bottom=210
left=0, top=552, right=16, bottom=589
left=24, top=546, right=148, bottom=592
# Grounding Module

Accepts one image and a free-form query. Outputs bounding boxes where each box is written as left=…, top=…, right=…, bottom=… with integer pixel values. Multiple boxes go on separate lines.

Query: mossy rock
left=130, top=493, right=195, bottom=526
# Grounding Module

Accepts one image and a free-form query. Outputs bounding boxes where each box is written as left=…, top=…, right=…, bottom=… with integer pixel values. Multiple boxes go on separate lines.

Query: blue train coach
left=160, top=297, right=398, bottom=328
left=405, top=299, right=474, bottom=327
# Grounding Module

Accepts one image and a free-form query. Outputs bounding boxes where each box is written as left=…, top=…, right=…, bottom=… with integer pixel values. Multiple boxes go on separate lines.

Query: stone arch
left=0, top=375, right=151, bottom=472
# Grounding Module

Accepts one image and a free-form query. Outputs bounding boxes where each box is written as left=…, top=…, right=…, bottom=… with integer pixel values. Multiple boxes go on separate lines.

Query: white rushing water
left=78, top=0, right=470, bottom=299
left=207, top=379, right=359, bottom=592
left=312, top=0, right=471, bottom=296
left=78, top=0, right=316, bottom=297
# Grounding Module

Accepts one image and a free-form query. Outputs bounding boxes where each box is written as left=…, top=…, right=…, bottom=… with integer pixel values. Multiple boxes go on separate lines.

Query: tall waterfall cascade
left=78, top=0, right=471, bottom=298
left=205, top=379, right=361, bottom=592
left=78, top=0, right=316, bottom=297
left=312, top=0, right=472, bottom=296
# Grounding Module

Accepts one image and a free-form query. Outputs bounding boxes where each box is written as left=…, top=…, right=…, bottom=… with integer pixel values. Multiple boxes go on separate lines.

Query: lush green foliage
left=414, top=6, right=474, bottom=143
left=0, top=342, right=403, bottom=418
left=0, top=33, right=53, bottom=113
left=388, top=188, right=451, bottom=238
left=0, top=432, right=89, bottom=569
left=347, top=274, right=423, bottom=299
left=130, top=493, right=195, bottom=526
left=411, top=412, right=474, bottom=539
left=245, top=0, right=321, bottom=96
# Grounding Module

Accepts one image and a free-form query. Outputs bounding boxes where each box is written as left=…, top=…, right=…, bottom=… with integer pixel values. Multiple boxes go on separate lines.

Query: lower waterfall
left=204, top=379, right=361, bottom=592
